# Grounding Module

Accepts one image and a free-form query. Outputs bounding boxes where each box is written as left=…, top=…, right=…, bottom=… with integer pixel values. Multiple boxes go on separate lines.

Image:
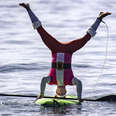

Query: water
left=0, top=0, right=116, bottom=115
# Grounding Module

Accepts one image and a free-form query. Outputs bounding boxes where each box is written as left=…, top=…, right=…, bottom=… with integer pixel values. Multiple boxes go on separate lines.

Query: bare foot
left=98, top=12, right=111, bottom=20
left=19, top=3, right=30, bottom=10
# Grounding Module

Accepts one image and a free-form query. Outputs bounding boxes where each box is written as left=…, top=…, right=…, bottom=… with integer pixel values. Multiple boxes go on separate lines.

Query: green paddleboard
left=35, top=96, right=79, bottom=107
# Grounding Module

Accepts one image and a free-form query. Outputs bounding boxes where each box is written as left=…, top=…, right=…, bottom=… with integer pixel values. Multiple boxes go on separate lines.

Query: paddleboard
left=35, top=96, right=80, bottom=107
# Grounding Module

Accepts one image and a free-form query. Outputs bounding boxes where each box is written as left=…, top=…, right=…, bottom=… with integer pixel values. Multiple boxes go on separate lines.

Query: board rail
left=0, top=93, right=116, bottom=101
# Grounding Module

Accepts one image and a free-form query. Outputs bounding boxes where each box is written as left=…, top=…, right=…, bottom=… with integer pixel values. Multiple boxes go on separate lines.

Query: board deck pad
left=35, top=96, right=79, bottom=107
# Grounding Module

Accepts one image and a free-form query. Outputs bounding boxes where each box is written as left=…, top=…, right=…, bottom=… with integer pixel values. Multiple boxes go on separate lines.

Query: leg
left=19, top=3, right=62, bottom=52
left=38, top=76, right=51, bottom=98
left=72, top=77, right=82, bottom=101
left=27, top=7, right=61, bottom=51
left=19, top=3, right=41, bottom=29
left=64, top=17, right=103, bottom=53
left=37, top=26, right=62, bottom=52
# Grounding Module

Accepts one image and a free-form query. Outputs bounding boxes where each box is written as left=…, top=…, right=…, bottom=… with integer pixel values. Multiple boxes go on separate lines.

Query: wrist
left=40, top=93, right=44, bottom=97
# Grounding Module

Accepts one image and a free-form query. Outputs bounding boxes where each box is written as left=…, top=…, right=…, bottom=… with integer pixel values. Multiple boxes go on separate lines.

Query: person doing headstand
left=19, top=3, right=111, bottom=102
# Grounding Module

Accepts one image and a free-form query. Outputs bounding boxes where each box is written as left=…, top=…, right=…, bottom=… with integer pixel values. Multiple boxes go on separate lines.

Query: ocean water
left=0, top=0, right=116, bottom=116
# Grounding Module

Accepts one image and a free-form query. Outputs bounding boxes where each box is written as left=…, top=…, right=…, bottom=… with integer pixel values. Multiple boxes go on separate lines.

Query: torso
left=48, top=52, right=74, bottom=86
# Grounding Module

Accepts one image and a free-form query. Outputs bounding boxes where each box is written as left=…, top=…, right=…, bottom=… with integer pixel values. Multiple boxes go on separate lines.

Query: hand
left=19, top=3, right=30, bottom=10
left=98, top=12, right=111, bottom=20
left=36, top=94, right=44, bottom=99
left=34, top=95, right=43, bottom=102
left=55, top=95, right=58, bottom=98
left=79, top=99, right=83, bottom=102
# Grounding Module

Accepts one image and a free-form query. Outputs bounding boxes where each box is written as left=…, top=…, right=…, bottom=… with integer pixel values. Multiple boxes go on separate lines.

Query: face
left=56, top=86, right=66, bottom=96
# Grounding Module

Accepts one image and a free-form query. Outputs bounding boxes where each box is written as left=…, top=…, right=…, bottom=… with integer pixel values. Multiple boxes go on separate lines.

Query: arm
left=37, top=76, right=50, bottom=99
left=65, top=12, right=111, bottom=53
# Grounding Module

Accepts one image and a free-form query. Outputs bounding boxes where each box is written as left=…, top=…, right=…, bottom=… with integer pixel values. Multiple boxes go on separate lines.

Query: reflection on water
left=39, top=105, right=82, bottom=116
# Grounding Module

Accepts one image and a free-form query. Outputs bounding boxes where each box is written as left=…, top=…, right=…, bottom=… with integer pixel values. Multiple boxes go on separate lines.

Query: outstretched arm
left=65, top=12, right=111, bottom=53
left=19, top=3, right=61, bottom=51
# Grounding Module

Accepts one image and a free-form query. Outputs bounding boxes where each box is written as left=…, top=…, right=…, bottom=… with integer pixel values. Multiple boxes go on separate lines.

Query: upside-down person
left=19, top=3, right=111, bottom=103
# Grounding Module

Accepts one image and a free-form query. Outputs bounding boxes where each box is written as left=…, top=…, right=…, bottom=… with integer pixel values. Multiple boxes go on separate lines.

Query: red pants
left=37, top=26, right=91, bottom=54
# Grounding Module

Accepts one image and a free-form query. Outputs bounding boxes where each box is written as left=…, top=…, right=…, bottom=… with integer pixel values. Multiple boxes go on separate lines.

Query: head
left=56, top=86, right=67, bottom=97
